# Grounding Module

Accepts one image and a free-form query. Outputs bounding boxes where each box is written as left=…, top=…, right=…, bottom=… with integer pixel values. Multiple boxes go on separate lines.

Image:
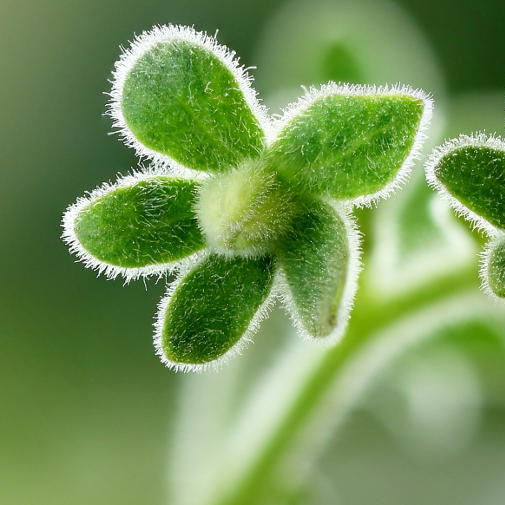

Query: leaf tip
left=107, top=24, right=272, bottom=164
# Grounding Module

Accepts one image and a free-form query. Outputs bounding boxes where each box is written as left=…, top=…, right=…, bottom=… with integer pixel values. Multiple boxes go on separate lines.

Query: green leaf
left=66, top=175, right=205, bottom=278
left=268, top=84, right=429, bottom=204
left=427, top=135, right=505, bottom=231
left=112, top=25, right=266, bottom=172
left=275, top=198, right=358, bottom=339
left=486, top=237, right=505, bottom=298
left=157, top=254, right=275, bottom=369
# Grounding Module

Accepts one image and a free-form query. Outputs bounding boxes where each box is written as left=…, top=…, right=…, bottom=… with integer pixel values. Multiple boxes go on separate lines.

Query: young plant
left=62, top=24, right=432, bottom=371
left=426, top=134, right=505, bottom=298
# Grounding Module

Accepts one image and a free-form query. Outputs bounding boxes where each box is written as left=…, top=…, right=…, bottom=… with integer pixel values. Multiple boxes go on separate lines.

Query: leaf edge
left=269, top=81, right=433, bottom=207
left=152, top=252, right=278, bottom=373
left=107, top=24, right=272, bottom=172
left=277, top=201, right=362, bottom=346
left=480, top=232, right=505, bottom=301
left=425, top=132, right=505, bottom=236
left=61, top=165, right=203, bottom=282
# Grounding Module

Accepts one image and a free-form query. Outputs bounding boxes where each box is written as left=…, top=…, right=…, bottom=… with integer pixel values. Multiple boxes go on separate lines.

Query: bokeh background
left=1, top=0, right=504, bottom=504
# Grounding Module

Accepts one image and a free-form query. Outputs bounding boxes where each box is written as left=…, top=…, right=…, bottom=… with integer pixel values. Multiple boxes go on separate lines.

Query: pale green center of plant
left=196, top=158, right=298, bottom=257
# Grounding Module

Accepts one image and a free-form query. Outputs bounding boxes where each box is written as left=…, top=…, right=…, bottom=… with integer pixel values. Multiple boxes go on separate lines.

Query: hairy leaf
left=269, top=88, right=426, bottom=202
left=73, top=177, right=204, bottom=268
left=433, top=144, right=505, bottom=230
left=276, top=199, right=353, bottom=339
left=159, top=254, right=274, bottom=367
left=119, top=30, right=265, bottom=171
left=487, top=238, right=505, bottom=298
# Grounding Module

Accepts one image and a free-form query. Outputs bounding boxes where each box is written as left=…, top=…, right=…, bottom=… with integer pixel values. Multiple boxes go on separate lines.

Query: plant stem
left=212, top=265, right=483, bottom=505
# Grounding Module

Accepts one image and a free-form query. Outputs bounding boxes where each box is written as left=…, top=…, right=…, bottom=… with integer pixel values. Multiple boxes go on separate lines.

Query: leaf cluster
left=63, top=25, right=431, bottom=370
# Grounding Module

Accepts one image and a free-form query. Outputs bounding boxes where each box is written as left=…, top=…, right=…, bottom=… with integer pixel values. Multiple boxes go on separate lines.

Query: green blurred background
left=1, top=0, right=504, bottom=504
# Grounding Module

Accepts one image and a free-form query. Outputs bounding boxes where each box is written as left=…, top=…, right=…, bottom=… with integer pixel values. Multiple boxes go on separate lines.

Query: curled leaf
left=276, top=198, right=360, bottom=341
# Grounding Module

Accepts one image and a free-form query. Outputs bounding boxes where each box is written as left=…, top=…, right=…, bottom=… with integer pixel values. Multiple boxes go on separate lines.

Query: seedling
left=62, top=25, right=432, bottom=371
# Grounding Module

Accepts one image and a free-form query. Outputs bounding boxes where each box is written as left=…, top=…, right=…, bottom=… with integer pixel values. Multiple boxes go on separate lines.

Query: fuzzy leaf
left=269, top=89, right=426, bottom=202
left=276, top=199, right=352, bottom=339
left=487, top=238, right=505, bottom=298
left=73, top=177, right=204, bottom=269
left=159, top=254, right=274, bottom=367
left=119, top=29, right=265, bottom=171
left=432, top=145, right=505, bottom=230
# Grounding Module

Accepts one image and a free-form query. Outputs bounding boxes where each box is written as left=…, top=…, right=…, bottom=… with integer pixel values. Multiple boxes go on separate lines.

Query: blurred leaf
left=445, top=90, right=505, bottom=138
left=487, top=237, right=505, bottom=298
left=253, top=0, right=445, bottom=110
